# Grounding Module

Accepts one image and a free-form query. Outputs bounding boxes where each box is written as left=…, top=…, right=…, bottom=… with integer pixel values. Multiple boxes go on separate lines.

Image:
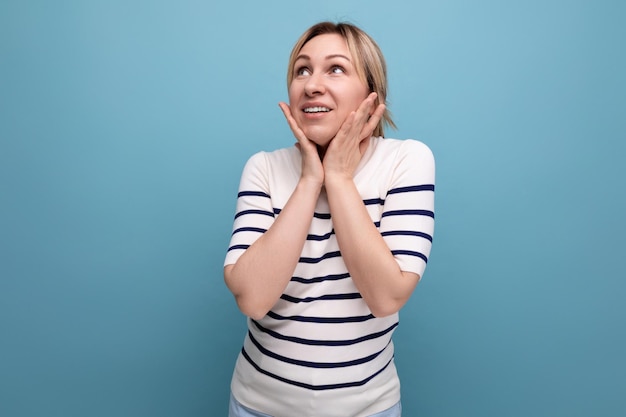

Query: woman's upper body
left=223, top=21, right=435, bottom=416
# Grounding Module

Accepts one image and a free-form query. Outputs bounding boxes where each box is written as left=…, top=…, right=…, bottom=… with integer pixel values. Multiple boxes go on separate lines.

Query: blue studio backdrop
left=1, top=1, right=625, bottom=416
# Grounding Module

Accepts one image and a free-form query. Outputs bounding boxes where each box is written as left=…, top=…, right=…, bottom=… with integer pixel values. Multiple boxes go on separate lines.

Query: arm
left=224, top=177, right=321, bottom=320
left=324, top=177, right=420, bottom=317
left=224, top=103, right=324, bottom=320
left=323, top=94, right=434, bottom=317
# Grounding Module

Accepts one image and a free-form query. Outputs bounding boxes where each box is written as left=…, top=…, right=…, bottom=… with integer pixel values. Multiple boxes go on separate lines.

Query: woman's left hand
left=323, top=92, right=386, bottom=181
left=278, top=102, right=325, bottom=187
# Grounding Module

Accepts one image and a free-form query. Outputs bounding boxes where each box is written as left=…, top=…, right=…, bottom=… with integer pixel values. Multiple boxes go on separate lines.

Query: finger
left=278, top=102, right=299, bottom=132
left=336, top=110, right=356, bottom=138
left=333, top=93, right=375, bottom=141
left=279, top=102, right=321, bottom=160
left=360, top=103, right=386, bottom=138
left=350, top=92, right=375, bottom=124
left=350, top=92, right=379, bottom=134
left=278, top=102, right=308, bottom=143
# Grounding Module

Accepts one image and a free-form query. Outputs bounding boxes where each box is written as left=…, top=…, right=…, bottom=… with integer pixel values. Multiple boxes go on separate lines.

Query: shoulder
left=244, top=146, right=299, bottom=170
left=377, top=138, right=435, bottom=186
left=240, top=146, right=301, bottom=190
left=247, top=146, right=299, bottom=163
left=373, top=137, right=434, bottom=165
left=376, top=137, right=433, bottom=154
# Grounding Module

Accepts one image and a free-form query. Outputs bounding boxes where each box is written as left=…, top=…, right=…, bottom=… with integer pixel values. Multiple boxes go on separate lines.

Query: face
left=288, top=33, right=370, bottom=148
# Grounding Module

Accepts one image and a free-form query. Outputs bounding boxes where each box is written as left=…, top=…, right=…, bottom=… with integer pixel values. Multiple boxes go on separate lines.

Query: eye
left=296, top=66, right=311, bottom=76
left=330, top=65, right=345, bottom=74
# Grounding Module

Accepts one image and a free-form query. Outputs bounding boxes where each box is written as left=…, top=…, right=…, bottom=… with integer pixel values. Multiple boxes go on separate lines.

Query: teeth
left=304, top=107, right=330, bottom=113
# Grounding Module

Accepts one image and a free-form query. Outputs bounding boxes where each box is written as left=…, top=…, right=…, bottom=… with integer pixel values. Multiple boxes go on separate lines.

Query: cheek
left=344, top=95, right=366, bottom=114
left=346, top=85, right=369, bottom=110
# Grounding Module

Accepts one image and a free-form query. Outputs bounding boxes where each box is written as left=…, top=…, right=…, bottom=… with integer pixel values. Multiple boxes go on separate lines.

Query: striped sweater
left=224, top=136, right=435, bottom=417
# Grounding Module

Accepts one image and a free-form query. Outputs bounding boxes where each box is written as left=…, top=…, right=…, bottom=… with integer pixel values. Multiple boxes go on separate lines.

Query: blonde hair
left=287, top=21, right=396, bottom=137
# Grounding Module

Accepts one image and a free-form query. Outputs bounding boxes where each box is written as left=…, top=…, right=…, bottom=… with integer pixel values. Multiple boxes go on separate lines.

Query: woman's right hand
left=278, top=102, right=324, bottom=187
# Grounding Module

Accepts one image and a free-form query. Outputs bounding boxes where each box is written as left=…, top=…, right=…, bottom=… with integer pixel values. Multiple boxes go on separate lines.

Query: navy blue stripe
left=280, top=292, right=362, bottom=303
left=248, top=332, right=388, bottom=368
left=238, top=191, right=270, bottom=198
left=307, top=230, right=334, bottom=241
left=241, top=348, right=393, bottom=391
left=234, top=209, right=274, bottom=219
left=391, top=249, right=428, bottom=263
left=272, top=208, right=331, bottom=219
left=363, top=198, right=384, bottom=206
left=227, top=244, right=250, bottom=252
left=267, top=311, right=374, bottom=323
left=299, top=251, right=342, bottom=264
left=232, top=226, right=266, bottom=235
left=381, top=230, right=433, bottom=242
left=290, top=272, right=350, bottom=284
left=387, top=184, right=435, bottom=196
left=382, top=209, right=434, bottom=218
left=251, top=320, right=398, bottom=346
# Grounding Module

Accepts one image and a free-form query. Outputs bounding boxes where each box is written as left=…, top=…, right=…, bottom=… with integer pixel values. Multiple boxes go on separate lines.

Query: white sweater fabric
left=224, top=136, right=435, bottom=417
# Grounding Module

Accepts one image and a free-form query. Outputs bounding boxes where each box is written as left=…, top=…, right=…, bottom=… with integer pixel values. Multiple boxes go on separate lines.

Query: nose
left=304, top=73, right=325, bottom=96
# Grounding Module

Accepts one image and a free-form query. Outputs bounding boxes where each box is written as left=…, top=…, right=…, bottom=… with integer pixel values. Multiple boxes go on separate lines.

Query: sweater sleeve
left=224, top=152, right=276, bottom=267
left=379, top=140, right=435, bottom=277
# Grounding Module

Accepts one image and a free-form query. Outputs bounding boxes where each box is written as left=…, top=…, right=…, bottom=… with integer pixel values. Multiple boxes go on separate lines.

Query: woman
left=224, top=21, right=435, bottom=417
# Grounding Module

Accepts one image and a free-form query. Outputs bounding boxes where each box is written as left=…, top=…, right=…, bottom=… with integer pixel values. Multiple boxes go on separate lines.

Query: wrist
left=297, top=176, right=324, bottom=193
left=323, top=172, right=354, bottom=190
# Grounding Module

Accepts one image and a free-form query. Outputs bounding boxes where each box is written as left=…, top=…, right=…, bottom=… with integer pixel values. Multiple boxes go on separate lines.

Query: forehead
left=297, top=33, right=351, bottom=60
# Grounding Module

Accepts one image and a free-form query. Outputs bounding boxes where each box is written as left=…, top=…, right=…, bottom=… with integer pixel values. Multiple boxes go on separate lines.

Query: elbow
left=224, top=266, right=272, bottom=320
left=367, top=288, right=416, bottom=317
left=234, top=294, right=270, bottom=321
left=368, top=272, right=420, bottom=317
left=368, top=301, right=403, bottom=318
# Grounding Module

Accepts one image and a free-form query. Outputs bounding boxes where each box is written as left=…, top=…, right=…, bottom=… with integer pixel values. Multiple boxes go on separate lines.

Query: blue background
left=1, top=1, right=625, bottom=416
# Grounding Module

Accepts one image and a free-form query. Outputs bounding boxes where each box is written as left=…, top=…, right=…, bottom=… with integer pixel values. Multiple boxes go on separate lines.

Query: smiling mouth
left=303, top=107, right=331, bottom=113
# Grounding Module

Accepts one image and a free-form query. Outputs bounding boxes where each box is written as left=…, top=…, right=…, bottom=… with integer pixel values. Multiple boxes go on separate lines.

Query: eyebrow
left=294, top=54, right=351, bottom=63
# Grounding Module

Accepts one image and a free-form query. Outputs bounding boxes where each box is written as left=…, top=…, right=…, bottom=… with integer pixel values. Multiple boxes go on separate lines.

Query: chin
left=309, top=137, right=332, bottom=149
left=303, top=128, right=336, bottom=149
